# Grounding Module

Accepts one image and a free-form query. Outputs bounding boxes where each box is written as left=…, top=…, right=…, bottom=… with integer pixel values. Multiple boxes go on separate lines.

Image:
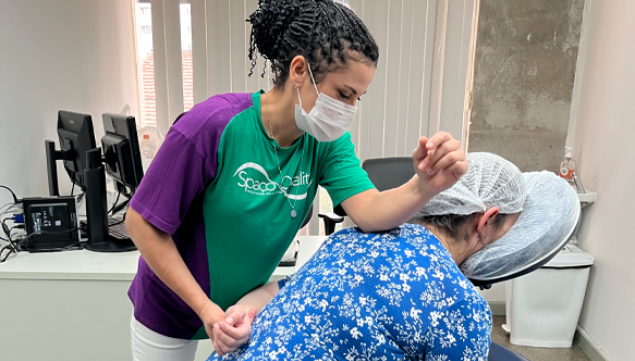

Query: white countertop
left=0, top=236, right=326, bottom=281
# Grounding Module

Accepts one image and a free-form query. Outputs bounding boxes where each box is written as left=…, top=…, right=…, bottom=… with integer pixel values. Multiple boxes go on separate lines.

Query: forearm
left=234, top=281, right=280, bottom=312
left=345, top=176, right=435, bottom=233
left=126, top=208, right=211, bottom=316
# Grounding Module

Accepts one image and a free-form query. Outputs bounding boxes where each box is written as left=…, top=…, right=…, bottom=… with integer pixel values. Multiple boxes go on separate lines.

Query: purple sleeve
left=130, top=129, right=212, bottom=235
left=129, top=93, right=253, bottom=235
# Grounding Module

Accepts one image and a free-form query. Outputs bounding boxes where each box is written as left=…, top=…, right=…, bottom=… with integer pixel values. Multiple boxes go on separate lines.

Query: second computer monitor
left=57, top=110, right=97, bottom=191
left=101, top=113, right=144, bottom=190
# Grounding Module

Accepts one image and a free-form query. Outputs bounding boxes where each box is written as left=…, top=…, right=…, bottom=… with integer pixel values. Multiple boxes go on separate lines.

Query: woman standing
left=125, top=0, right=467, bottom=359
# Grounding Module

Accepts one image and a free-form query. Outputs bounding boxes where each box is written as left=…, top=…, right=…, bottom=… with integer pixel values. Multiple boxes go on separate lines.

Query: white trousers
left=131, top=315, right=199, bottom=361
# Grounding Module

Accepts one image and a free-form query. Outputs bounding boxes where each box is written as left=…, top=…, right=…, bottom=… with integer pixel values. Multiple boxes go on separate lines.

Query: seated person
left=207, top=153, right=525, bottom=360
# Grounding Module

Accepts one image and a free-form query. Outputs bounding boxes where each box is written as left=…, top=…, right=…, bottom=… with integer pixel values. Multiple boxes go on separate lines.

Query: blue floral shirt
left=208, top=224, right=492, bottom=360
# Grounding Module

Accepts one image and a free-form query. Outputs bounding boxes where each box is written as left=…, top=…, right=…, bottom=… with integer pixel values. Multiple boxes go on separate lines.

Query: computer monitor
left=101, top=113, right=144, bottom=212
left=46, top=111, right=97, bottom=196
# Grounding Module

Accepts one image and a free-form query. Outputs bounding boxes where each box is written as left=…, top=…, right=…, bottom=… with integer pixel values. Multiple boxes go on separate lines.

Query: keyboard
left=80, top=217, right=131, bottom=241
left=107, top=218, right=130, bottom=240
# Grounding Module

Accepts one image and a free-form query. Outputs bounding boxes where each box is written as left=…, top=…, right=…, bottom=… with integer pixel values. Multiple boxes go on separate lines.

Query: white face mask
left=295, top=66, right=357, bottom=142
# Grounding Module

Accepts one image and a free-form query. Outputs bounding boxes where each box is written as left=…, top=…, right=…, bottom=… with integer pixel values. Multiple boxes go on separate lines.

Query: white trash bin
left=502, top=245, right=594, bottom=348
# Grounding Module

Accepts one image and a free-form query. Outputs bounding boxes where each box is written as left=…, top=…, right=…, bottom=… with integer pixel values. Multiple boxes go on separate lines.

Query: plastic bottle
left=140, top=134, right=157, bottom=173
left=141, top=134, right=157, bottom=160
left=559, top=147, right=576, bottom=185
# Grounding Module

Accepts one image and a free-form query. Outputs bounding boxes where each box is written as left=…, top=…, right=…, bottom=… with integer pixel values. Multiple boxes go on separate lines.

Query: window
left=133, top=0, right=193, bottom=127
left=180, top=2, right=193, bottom=112
left=134, top=2, right=156, bottom=127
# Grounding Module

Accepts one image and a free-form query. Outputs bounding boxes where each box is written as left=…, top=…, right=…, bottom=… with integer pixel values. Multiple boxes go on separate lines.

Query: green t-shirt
left=202, top=91, right=374, bottom=314
left=131, top=91, right=375, bottom=339
left=130, top=91, right=374, bottom=340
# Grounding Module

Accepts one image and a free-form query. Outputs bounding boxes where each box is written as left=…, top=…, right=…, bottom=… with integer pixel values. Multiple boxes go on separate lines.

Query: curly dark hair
left=246, top=0, right=379, bottom=88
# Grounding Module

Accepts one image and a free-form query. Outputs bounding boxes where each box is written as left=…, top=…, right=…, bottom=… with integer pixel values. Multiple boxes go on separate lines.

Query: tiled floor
left=491, top=316, right=591, bottom=361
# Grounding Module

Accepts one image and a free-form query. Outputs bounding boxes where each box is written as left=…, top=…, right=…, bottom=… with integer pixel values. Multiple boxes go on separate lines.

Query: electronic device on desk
left=21, top=196, right=81, bottom=251
left=45, top=111, right=96, bottom=197
left=101, top=113, right=143, bottom=215
left=83, top=113, right=144, bottom=252
left=279, top=239, right=299, bottom=267
left=45, top=111, right=143, bottom=252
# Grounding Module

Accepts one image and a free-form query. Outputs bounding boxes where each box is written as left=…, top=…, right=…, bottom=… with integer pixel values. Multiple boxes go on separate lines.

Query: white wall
left=478, top=282, right=505, bottom=303
left=0, top=0, right=138, bottom=204
left=568, top=0, right=635, bottom=360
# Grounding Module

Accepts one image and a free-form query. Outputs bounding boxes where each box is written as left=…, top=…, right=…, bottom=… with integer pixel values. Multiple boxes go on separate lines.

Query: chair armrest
left=318, top=212, right=345, bottom=223
left=318, top=212, right=345, bottom=236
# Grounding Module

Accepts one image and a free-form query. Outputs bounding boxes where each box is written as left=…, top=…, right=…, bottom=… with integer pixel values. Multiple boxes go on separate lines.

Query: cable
left=17, top=227, right=81, bottom=242
left=0, top=219, right=20, bottom=263
left=1, top=218, right=12, bottom=240
left=0, top=197, right=24, bottom=263
left=27, top=241, right=83, bottom=253
left=0, top=185, right=19, bottom=204
left=60, top=242, right=83, bottom=251
left=71, top=182, right=75, bottom=197
left=111, top=209, right=128, bottom=227
left=1, top=245, right=16, bottom=263
left=0, top=202, right=20, bottom=218
left=0, top=235, right=26, bottom=262
left=0, top=202, right=13, bottom=216
left=108, top=190, right=122, bottom=215
left=9, top=227, right=25, bottom=245
left=9, top=224, right=24, bottom=231
left=1, top=227, right=83, bottom=262
left=109, top=219, right=125, bottom=227
left=13, top=227, right=81, bottom=255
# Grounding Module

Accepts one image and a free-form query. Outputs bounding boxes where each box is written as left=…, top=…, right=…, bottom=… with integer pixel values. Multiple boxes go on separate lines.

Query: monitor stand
left=83, top=148, right=137, bottom=252
left=84, top=237, right=137, bottom=252
left=45, top=140, right=74, bottom=196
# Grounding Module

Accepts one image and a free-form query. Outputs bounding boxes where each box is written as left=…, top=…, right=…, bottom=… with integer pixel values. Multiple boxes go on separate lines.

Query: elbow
left=355, top=222, right=374, bottom=234
left=124, top=210, right=139, bottom=240
left=350, top=217, right=384, bottom=234
left=351, top=211, right=399, bottom=233
left=357, top=224, right=384, bottom=234
left=125, top=208, right=170, bottom=250
left=125, top=208, right=152, bottom=248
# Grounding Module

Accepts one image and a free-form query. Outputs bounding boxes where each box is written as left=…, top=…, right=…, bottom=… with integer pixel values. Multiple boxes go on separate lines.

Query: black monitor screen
left=57, top=111, right=96, bottom=190
left=101, top=113, right=143, bottom=189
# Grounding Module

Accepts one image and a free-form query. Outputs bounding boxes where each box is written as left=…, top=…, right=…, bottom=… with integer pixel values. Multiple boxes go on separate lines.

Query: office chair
left=301, top=204, right=313, bottom=229
left=319, top=157, right=415, bottom=235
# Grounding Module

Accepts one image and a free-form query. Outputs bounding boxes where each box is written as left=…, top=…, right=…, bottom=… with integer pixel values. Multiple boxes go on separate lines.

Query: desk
left=0, top=236, right=326, bottom=361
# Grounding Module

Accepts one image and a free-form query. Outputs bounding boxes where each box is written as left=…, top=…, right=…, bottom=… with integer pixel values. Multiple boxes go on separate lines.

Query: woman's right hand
left=198, top=300, right=226, bottom=339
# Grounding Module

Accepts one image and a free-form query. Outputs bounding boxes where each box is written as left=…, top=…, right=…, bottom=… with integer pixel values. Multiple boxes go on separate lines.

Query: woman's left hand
left=412, top=132, right=468, bottom=196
